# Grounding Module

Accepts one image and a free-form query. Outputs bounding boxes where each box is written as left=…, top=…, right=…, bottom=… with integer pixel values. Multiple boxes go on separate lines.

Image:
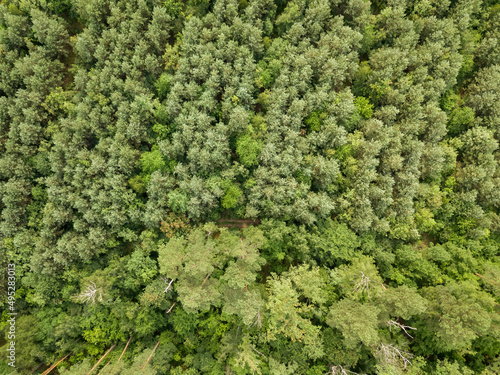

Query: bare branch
left=41, top=353, right=71, bottom=375
left=353, top=272, right=371, bottom=297
left=250, top=310, right=262, bottom=329
left=250, top=345, right=266, bottom=358
left=476, top=272, right=500, bottom=286
left=141, top=340, right=160, bottom=370
left=376, top=343, right=413, bottom=369
left=387, top=320, right=417, bottom=339
left=87, top=344, right=116, bottom=375
left=30, top=363, right=44, bottom=374
left=327, top=365, right=363, bottom=375
left=118, top=336, right=133, bottom=361
left=97, top=360, right=111, bottom=375
left=77, top=282, right=103, bottom=304
left=166, top=302, right=177, bottom=313
left=201, top=273, right=211, bottom=286
left=164, top=278, right=174, bottom=293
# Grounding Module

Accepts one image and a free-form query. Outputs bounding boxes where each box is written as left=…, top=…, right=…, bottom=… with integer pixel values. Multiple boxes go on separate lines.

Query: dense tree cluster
left=1, top=0, right=500, bottom=374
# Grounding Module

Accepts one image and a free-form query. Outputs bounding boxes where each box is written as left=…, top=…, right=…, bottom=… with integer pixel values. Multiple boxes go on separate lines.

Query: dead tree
left=376, top=343, right=413, bottom=369
left=353, top=272, right=372, bottom=297
left=387, top=320, right=417, bottom=339
left=142, top=340, right=161, bottom=370
left=327, top=365, right=363, bottom=375
left=77, top=281, right=103, bottom=304
left=41, top=353, right=71, bottom=375
left=87, top=344, right=116, bottom=375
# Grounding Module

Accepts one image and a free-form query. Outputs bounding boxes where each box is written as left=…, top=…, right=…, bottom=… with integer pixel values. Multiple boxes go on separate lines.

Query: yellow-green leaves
left=265, top=265, right=327, bottom=359
left=158, top=226, right=266, bottom=317
left=354, top=96, right=374, bottom=119
left=327, top=299, right=380, bottom=348
left=236, top=133, right=263, bottom=168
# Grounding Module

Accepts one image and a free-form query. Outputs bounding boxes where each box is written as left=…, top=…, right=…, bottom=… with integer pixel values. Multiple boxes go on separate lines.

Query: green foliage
left=221, top=183, right=243, bottom=209
left=419, top=281, right=497, bottom=353
left=354, top=96, right=374, bottom=119
left=448, top=106, right=475, bottom=136
left=158, top=226, right=266, bottom=316
left=256, top=60, right=280, bottom=89
left=304, top=111, right=326, bottom=132
left=155, top=73, right=172, bottom=100
left=141, top=148, right=167, bottom=175
left=164, top=0, right=184, bottom=17
left=129, top=174, right=147, bottom=194
left=236, top=134, right=263, bottom=168
left=168, top=189, right=189, bottom=213
left=2, top=0, right=500, bottom=373
left=326, top=299, right=380, bottom=349
left=266, top=268, right=325, bottom=359
left=309, top=219, right=360, bottom=267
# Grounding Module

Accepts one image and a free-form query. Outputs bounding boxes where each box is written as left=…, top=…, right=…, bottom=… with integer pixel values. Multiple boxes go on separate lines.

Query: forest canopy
left=1, top=0, right=500, bottom=374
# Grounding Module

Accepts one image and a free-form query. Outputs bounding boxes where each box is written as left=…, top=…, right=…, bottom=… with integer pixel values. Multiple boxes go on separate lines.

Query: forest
left=0, top=0, right=500, bottom=373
